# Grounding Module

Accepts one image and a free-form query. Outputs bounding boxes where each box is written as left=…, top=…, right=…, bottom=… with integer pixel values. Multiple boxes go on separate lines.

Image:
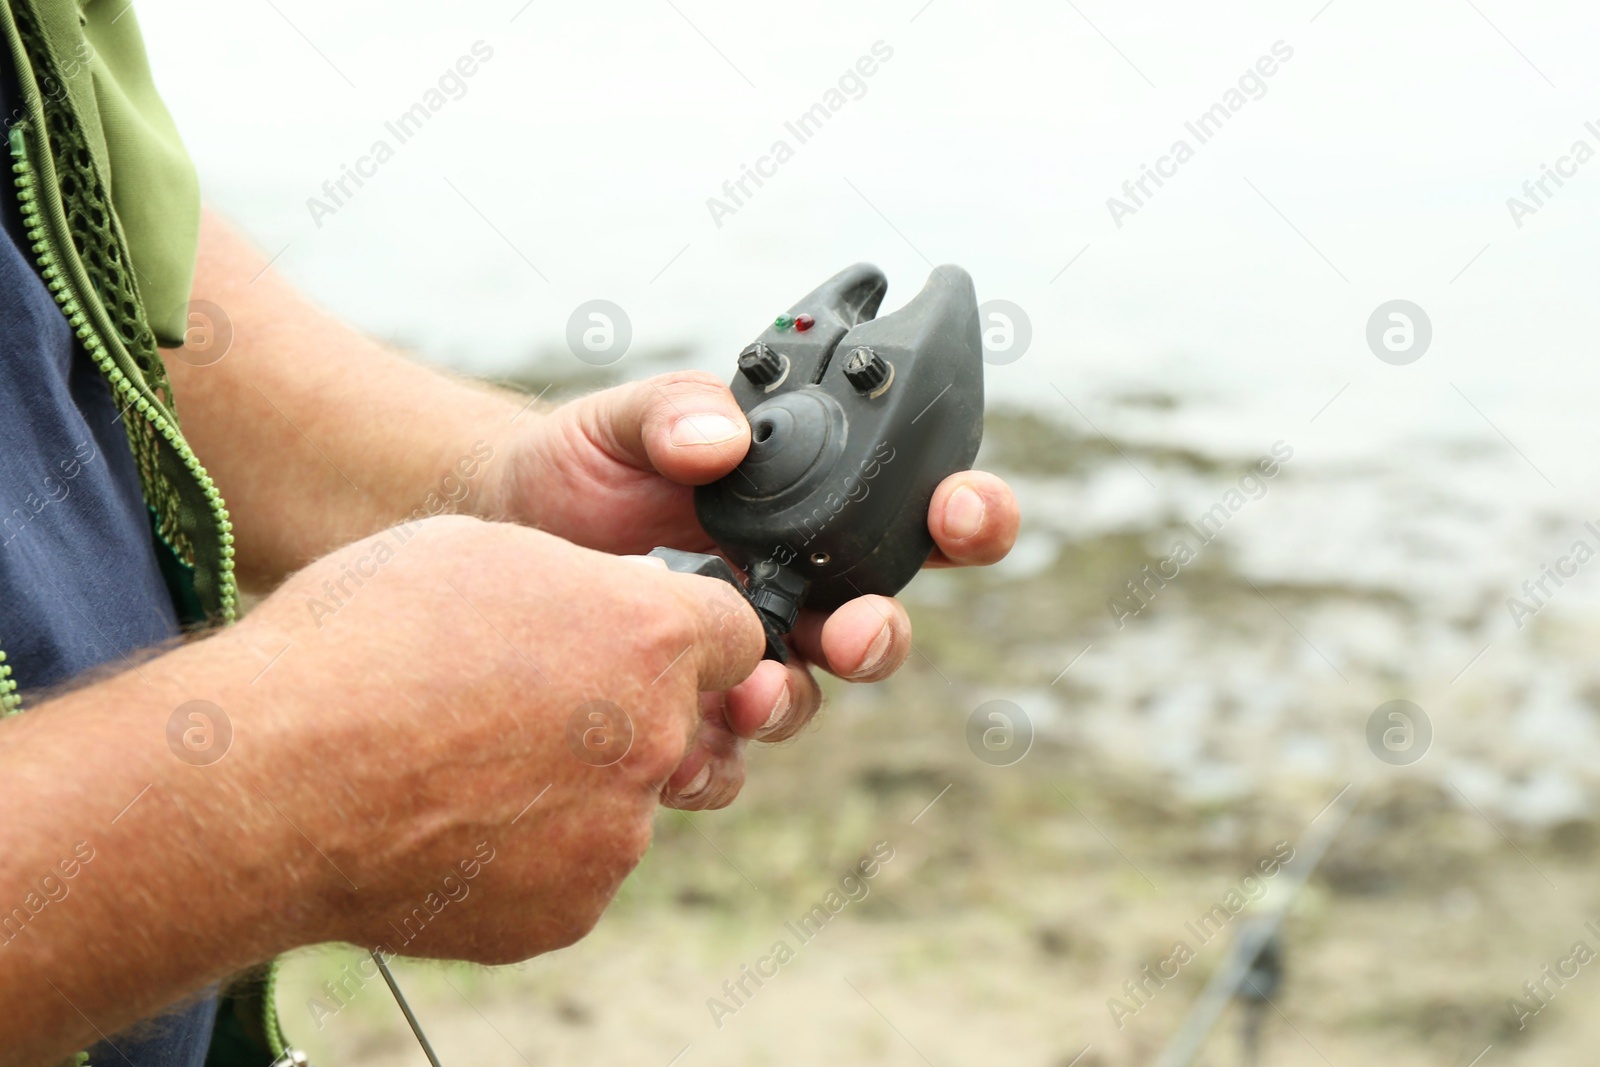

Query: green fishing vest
left=3, top=0, right=294, bottom=1062
left=0, top=0, right=236, bottom=663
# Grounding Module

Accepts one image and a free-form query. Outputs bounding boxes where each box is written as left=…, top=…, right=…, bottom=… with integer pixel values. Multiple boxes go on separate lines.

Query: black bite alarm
left=650, top=263, right=985, bottom=661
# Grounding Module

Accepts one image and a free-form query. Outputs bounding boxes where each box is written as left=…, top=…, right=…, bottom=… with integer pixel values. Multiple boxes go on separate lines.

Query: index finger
left=666, top=571, right=768, bottom=692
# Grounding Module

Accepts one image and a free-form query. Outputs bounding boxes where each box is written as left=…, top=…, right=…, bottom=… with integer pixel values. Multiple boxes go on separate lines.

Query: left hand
left=487, top=371, right=1020, bottom=806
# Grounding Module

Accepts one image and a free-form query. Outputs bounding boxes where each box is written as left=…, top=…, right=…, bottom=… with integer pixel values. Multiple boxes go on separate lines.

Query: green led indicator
left=774, top=315, right=795, bottom=330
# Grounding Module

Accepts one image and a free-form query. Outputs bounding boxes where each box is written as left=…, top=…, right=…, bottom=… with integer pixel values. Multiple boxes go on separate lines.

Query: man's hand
left=249, top=516, right=767, bottom=959
left=485, top=370, right=1021, bottom=760
left=0, top=515, right=767, bottom=1065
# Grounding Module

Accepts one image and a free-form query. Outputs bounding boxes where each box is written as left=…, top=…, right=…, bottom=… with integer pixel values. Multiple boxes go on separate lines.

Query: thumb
left=575, top=370, right=749, bottom=485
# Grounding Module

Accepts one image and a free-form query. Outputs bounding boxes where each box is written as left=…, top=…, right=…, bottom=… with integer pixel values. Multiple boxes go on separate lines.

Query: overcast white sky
left=136, top=1, right=1600, bottom=503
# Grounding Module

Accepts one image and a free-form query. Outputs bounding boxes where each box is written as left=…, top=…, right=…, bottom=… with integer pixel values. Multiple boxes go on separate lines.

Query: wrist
left=420, top=383, right=530, bottom=526
left=152, top=629, right=348, bottom=949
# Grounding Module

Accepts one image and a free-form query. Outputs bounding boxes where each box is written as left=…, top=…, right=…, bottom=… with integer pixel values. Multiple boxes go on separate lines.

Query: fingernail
left=758, top=687, right=793, bottom=737
left=671, top=414, right=743, bottom=447
left=679, top=762, right=712, bottom=799
left=851, top=622, right=894, bottom=680
left=945, top=485, right=986, bottom=540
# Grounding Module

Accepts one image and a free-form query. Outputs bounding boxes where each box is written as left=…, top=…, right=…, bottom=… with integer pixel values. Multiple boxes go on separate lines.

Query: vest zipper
left=7, top=123, right=238, bottom=625
left=0, top=647, right=20, bottom=715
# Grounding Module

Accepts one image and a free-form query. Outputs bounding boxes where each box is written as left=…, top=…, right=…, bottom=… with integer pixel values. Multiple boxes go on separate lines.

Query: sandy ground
left=274, top=712, right=1600, bottom=1066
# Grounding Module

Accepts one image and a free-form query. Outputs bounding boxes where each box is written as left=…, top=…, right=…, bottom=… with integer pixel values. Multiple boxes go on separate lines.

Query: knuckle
left=539, top=814, right=655, bottom=952
left=548, top=911, right=602, bottom=953
left=629, top=712, right=692, bottom=785
left=628, top=590, right=697, bottom=673
left=552, top=883, right=616, bottom=948
left=692, top=586, right=764, bottom=676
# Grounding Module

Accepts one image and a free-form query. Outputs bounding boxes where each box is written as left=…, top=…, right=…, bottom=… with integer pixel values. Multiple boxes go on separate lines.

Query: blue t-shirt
left=0, top=51, right=218, bottom=1067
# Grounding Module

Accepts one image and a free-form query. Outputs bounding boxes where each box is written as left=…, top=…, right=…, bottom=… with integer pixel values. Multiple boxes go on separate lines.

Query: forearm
left=162, top=209, right=527, bottom=589
left=0, top=634, right=323, bottom=1067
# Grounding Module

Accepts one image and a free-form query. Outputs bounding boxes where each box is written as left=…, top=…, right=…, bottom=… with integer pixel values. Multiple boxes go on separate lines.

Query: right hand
left=233, top=515, right=765, bottom=963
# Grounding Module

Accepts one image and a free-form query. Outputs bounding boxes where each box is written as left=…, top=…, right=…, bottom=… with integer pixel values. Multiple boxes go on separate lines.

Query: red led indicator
left=794, top=314, right=815, bottom=332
